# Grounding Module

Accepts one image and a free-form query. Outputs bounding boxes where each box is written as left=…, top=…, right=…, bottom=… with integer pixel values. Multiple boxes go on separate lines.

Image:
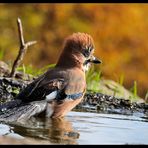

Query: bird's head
left=56, top=32, right=101, bottom=71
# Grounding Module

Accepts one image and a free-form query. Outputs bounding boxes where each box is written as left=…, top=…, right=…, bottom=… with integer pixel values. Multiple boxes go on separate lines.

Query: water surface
left=0, top=111, right=148, bottom=144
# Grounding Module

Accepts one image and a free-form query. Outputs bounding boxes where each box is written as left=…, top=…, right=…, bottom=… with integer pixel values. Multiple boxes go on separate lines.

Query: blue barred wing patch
left=66, top=92, right=83, bottom=100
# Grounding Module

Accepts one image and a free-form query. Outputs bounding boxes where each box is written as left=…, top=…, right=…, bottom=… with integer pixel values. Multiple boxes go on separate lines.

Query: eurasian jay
left=0, top=32, right=101, bottom=121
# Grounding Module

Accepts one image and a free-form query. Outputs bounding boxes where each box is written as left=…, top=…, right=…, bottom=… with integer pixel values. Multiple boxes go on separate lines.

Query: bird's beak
left=90, top=55, right=102, bottom=64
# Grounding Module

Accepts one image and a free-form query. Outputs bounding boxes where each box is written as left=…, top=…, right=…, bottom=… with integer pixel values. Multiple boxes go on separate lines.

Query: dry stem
left=10, top=18, right=37, bottom=78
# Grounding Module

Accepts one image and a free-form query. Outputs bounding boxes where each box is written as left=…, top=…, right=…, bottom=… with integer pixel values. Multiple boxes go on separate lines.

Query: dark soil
left=0, top=77, right=28, bottom=103
left=75, top=92, right=148, bottom=117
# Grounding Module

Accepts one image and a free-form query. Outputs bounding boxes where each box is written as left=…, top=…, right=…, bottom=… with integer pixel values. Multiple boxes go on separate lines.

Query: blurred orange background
left=0, top=3, right=147, bottom=98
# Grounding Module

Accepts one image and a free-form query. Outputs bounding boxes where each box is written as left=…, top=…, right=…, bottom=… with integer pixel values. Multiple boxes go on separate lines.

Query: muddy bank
left=75, top=92, right=148, bottom=118
left=0, top=77, right=28, bottom=103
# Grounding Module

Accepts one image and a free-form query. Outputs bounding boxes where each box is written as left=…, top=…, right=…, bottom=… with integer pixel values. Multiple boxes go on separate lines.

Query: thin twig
left=17, top=18, right=25, bottom=47
left=10, top=18, right=37, bottom=78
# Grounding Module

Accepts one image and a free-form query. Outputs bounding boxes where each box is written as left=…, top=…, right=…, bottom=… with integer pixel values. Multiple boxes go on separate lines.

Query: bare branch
left=10, top=18, right=37, bottom=78
left=26, top=41, right=37, bottom=48
left=17, top=18, right=25, bottom=47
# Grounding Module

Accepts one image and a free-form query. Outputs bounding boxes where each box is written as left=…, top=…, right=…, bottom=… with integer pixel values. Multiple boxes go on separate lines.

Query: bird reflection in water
left=11, top=116, right=80, bottom=144
left=48, top=117, right=80, bottom=144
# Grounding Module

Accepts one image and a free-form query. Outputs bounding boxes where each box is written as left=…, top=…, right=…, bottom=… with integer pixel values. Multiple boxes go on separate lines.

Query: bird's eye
left=88, top=46, right=92, bottom=52
left=87, top=45, right=94, bottom=53
left=82, top=45, right=93, bottom=58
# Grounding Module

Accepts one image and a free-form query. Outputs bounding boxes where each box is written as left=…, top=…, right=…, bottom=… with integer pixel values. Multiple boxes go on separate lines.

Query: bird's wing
left=25, top=71, right=86, bottom=104
left=16, top=74, right=66, bottom=103
left=21, top=68, right=86, bottom=102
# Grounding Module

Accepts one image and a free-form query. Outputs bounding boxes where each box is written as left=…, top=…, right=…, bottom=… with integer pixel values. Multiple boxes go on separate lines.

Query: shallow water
left=0, top=111, right=148, bottom=144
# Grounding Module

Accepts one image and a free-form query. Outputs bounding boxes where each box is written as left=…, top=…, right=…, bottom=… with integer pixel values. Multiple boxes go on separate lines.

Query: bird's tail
left=0, top=99, right=22, bottom=113
left=0, top=100, right=47, bottom=123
